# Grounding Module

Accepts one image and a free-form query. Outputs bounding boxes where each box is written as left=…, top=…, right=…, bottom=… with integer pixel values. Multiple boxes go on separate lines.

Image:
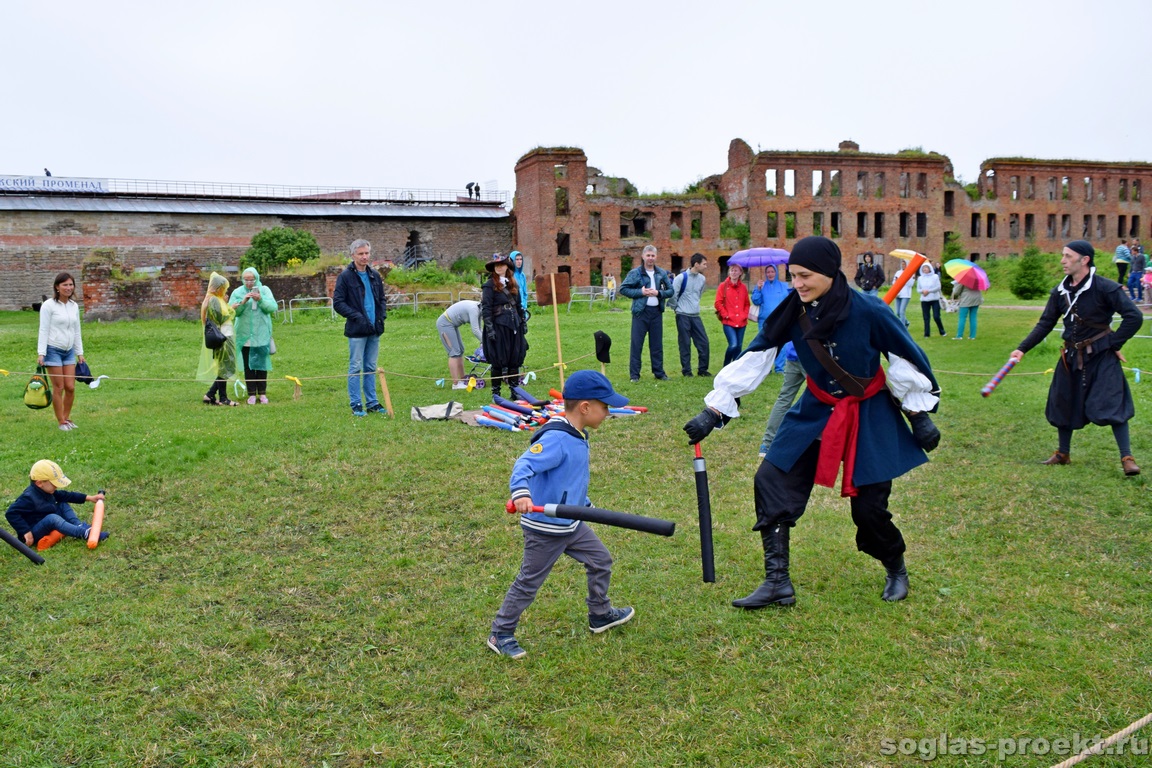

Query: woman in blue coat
left=685, top=237, right=941, bottom=609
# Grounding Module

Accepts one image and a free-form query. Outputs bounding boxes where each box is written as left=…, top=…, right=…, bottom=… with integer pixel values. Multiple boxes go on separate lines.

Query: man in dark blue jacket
left=332, top=239, right=388, bottom=416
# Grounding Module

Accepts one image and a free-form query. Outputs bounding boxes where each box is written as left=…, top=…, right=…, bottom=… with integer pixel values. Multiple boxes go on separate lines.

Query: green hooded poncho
left=228, top=267, right=277, bottom=372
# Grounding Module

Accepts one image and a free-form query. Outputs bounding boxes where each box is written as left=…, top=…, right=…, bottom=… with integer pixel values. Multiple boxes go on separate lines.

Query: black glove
left=906, top=412, right=940, bottom=453
left=683, top=408, right=724, bottom=445
left=486, top=329, right=496, bottom=342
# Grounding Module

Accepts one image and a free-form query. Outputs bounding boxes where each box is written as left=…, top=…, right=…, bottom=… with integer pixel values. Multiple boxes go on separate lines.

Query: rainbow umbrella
left=944, top=259, right=990, bottom=291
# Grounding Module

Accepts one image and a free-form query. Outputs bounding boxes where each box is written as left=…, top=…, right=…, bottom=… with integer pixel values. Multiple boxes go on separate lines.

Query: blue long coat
left=744, top=291, right=939, bottom=487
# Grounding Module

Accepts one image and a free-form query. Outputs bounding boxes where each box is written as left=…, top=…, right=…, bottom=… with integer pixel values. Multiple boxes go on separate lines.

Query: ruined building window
left=766, top=211, right=778, bottom=238
left=857, top=212, right=868, bottom=237
left=554, top=164, right=568, bottom=180
left=970, top=252, right=981, bottom=262
left=874, top=212, right=884, bottom=238
left=691, top=211, right=702, bottom=239
left=670, top=211, right=683, bottom=240
left=986, top=214, right=997, bottom=238
left=1061, top=214, right=1071, bottom=238
left=899, top=212, right=910, bottom=238
left=1083, top=177, right=1092, bottom=203
left=620, top=214, right=630, bottom=238
left=1047, top=214, right=1056, bottom=238
left=830, top=170, right=841, bottom=196
left=857, top=171, right=869, bottom=197
left=899, top=172, right=910, bottom=198
left=971, top=213, right=981, bottom=238
left=588, top=212, right=602, bottom=242
left=1118, top=215, right=1127, bottom=238
left=1119, top=179, right=1128, bottom=202
left=1010, top=214, right=1021, bottom=239
left=985, top=169, right=996, bottom=198
left=556, top=232, right=570, bottom=256
left=765, top=169, right=777, bottom=196
left=1098, top=178, right=1107, bottom=202
left=1082, top=215, right=1091, bottom=238
left=1025, top=213, right=1035, bottom=238
left=830, top=212, right=841, bottom=239
left=813, top=170, right=824, bottom=196
left=1048, top=177, right=1058, bottom=201
left=1062, top=177, right=1071, bottom=200
left=874, top=172, right=886, bottom=198
left=985, top=253, right=996, bottom=261
left=786, top=212, right=797, bottom=238
left=916, top=212, right=927, bottom=238
left=812, top=212, right=823, bottom=236
left=916, top=173, right=928, bottom=198
left=1010, top=176, right=1020, bottom=201
left=1026, top=176, right=1035, bottom=199
left=555, top=187, right=569, bottom=216
left=944, top=190, right=955, bottom=216
left=1132, top=215, right=1141, bottom=238
left=1132, top=179, right=1141, bottom=201
left=1097, top=215, right=1106, bottom=240
left=784, top=170, right=796, bottom=197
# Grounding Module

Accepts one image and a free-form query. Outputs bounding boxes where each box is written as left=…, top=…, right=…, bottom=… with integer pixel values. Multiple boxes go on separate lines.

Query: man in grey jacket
left=670, top=253, right=711, bottom=377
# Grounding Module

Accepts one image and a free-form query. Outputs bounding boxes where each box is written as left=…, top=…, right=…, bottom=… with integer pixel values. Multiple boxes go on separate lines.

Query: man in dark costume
left=1010, top=240, right=1143, bottom=476
left=685, top=236, right=941, bottom=608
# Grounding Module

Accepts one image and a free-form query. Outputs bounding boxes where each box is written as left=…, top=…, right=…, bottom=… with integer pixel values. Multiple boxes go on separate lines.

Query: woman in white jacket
left=37, top=272, right=86, bottom=430
left=916, top=263, right=947, bottom=338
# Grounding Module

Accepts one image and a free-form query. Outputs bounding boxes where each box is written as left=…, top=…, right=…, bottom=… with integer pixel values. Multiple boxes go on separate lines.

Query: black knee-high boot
left=881, top=555, right=909, bottom=602
left=732, top=524, right=796, bottom=608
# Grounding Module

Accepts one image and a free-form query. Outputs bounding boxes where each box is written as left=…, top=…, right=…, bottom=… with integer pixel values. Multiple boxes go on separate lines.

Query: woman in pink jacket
left=715, top=263, right=751, bottom=365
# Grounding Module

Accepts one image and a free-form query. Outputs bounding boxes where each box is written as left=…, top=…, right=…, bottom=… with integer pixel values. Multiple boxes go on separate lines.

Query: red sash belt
left=805, top=366, right=887, bottom=498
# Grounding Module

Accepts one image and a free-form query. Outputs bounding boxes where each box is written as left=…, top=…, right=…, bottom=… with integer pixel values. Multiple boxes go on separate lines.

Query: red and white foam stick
left=981, top=358, right=1018, bottom=397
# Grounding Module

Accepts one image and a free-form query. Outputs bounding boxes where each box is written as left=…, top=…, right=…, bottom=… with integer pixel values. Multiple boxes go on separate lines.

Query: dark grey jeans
left=675, top=313, right=710, bottom=374
left=491, top=524, right=614, bottom=635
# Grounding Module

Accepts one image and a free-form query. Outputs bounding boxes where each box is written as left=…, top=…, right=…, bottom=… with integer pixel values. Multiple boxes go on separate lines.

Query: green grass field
left=1, top=298, right=1150, bottom=767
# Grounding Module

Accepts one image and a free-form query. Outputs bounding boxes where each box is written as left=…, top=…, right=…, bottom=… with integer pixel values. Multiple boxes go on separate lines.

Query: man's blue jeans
left=31, top=503, right=86, bottom=541
left=347, top=334, right=381, bottom=409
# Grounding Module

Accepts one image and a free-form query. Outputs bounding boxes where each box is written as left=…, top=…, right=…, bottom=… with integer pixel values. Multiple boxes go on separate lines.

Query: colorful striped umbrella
left=944, top=259, right=990, bottom=291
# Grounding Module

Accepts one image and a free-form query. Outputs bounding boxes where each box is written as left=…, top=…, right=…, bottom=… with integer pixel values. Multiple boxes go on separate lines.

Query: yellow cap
left=30, top=459, right=70, bottom=488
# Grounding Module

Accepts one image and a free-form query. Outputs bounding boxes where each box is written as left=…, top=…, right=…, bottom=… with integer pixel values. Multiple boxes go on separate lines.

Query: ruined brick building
left=513, top=139, right=1152, bottom=284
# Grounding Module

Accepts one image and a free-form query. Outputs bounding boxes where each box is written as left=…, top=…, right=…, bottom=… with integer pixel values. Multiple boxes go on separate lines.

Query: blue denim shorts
left=43, top=345, right=77, bottom=367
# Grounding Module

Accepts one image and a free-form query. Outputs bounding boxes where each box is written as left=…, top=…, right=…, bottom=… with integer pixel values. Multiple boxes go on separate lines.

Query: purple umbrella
left=728, top=247, right=790, bottom=268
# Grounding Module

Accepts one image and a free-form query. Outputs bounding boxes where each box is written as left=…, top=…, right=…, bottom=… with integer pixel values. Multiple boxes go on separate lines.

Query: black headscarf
left=755, top=236, right=854, bottom=344
left=1065, top=240, right=1094, bottom=265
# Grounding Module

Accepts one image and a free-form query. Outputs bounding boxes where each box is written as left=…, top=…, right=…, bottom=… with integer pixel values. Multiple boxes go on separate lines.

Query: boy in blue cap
left=488, top=370, right=635, bottom=659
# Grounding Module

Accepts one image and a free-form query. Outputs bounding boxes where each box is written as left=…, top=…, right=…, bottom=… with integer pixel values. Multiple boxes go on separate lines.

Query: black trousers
left=754, top=440, right=905, bottom=562
left=921, top=300, right=945, bottom=336
left=629, top=306, right=666, bottom=379
left=241, top=347, right=268, bottom=395
left=675, top=313, right=710, bottom=374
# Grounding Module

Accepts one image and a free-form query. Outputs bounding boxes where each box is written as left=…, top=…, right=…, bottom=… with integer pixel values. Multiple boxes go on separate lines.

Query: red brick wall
left=0, top=209, right=510, bottom=311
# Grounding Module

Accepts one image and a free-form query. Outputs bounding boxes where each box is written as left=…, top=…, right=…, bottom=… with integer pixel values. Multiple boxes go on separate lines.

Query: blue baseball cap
left=562, top=370, right=629, bottom=407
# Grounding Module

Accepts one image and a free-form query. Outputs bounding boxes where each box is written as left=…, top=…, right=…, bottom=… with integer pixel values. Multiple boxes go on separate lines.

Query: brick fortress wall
left=0, top=209, right=511, bottom=312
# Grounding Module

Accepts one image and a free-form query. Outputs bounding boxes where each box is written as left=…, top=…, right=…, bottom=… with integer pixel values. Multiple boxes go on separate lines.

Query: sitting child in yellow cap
left=5, top=460, right=108, bottom=551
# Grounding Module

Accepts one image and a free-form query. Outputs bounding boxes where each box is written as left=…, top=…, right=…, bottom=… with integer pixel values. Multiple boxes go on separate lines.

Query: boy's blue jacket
left=5, top=483, right=87, bottom=539
left=509, top=417, right=590, bottom=536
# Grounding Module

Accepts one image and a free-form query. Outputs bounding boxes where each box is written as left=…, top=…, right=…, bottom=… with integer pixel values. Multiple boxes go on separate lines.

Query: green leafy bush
left=242, top=227, right=321, bottom=274
left=720, top=219, right=751, bottom=248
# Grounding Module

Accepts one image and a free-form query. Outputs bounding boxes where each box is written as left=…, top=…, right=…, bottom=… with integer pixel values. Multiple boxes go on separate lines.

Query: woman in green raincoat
left=198, top=272, right=240, bottom=405
left=229, top=267, right=277, bottom=404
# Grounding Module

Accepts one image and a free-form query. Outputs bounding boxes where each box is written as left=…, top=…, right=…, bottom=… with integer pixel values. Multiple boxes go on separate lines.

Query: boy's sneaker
left=487, top=634, right=527, bottom=659
left=366, top=404, right=387, bottom=414
left=589, top=606, right=635, bottom=634
left=351, top=406, right=367, bottom=417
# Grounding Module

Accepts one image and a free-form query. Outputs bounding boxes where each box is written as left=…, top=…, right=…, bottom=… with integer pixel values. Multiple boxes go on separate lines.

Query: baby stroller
left=465, top=346, right=489, bottom=389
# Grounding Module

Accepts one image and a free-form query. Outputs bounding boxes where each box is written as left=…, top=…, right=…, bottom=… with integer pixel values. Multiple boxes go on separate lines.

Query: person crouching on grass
left=488, top=370, right=635, bottom=659
left=5, top=460, right=107, bottom=551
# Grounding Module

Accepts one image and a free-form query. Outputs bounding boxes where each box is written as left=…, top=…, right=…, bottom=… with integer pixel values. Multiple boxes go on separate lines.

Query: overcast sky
left=7, top=0, right=1151, bottom=199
